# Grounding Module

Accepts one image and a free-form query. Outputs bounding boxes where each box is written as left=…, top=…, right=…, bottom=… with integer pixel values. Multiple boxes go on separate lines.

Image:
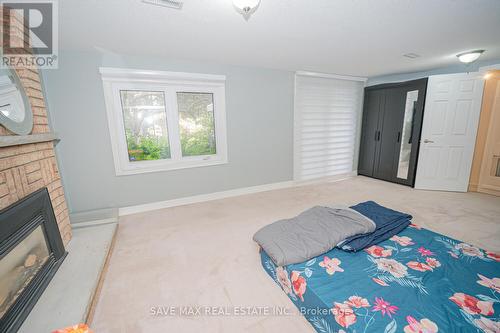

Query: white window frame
left=100, top=67, right=228, bottom=176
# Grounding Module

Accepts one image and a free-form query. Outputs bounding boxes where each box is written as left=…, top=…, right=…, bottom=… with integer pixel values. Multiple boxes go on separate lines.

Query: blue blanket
left=338, top=201, right=412, bottom=251
left=260, top=225, right=500, bottom=333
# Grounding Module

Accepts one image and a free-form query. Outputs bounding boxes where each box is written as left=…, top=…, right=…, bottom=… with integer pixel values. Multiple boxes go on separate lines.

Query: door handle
left=423, top=139, right=434, bottom=144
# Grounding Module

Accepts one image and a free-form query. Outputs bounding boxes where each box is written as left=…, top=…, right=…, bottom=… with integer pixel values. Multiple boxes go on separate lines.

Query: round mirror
left=0, top=67, right=33, bottom=135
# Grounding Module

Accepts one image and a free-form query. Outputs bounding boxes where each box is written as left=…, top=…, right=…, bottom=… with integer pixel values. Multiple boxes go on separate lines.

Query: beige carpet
left=91, top=176, right=500, bottom=333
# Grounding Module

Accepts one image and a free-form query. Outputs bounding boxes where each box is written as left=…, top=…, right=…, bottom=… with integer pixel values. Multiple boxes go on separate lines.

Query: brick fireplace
left=0, top=67, right=72, bottom=246
left=0, top=6, right=73, bottom=331
left=0, top=59, right=73, bottom=331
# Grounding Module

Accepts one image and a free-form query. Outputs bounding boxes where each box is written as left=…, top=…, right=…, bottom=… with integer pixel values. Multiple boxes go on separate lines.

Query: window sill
left=114, top=157, right=228, bottom=176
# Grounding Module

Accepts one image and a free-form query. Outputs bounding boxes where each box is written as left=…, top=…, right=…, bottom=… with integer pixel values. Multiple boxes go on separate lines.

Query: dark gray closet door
left=358, top=90, right=383, bottom=177
left=373, top=87, right=406, bottom=181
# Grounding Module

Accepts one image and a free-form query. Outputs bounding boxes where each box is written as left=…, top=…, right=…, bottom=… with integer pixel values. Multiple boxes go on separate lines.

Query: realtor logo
left=1, top=0, right=58, bottom=69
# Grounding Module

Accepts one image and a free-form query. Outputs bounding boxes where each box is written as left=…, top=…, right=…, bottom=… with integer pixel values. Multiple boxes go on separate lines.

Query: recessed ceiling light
left=403, top=53, right=420, bottom=59
left=456, top=50, right=485, bottom=64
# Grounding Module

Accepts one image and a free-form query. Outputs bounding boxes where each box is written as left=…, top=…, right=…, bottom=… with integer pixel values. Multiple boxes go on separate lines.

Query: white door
left=415, top=73, right=485, bottom=192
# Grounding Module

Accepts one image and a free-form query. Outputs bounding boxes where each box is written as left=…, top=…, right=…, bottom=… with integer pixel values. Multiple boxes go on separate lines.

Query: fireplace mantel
left=0, top=132, right=60, bottom=148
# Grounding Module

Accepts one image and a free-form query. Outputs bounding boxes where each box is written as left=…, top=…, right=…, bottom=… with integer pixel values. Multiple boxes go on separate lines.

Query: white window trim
left=100, top=67, right=228, bottom=176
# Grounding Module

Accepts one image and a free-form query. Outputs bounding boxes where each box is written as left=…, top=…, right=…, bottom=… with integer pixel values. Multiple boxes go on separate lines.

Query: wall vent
left=142, top=0, right=183, bottom=9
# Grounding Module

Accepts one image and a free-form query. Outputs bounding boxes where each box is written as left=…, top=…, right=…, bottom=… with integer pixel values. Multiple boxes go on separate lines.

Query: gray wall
left=43, top=50, right=499, bottom=214
left=41, top=51, right=295, bottom=214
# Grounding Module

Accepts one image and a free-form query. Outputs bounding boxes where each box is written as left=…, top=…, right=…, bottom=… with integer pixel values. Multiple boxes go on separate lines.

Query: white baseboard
left=119, top=181, right=294, bottom=216
left=119, top=172, right=357, bottom=216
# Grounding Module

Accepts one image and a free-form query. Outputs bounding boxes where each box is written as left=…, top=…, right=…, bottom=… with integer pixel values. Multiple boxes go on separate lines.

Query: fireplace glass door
left=0, top=188, right=66, bottom=333
left=0, top=225, right=50, bottom=319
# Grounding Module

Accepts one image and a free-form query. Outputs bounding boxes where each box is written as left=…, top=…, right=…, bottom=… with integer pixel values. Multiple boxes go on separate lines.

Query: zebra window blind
left=294, top=73, right=364, bottom=181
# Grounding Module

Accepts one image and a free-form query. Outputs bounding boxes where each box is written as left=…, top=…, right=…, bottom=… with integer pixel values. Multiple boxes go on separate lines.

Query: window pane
left=120, top=90, right=171, bottom=162
left=177, top=92, right=217, bottom=156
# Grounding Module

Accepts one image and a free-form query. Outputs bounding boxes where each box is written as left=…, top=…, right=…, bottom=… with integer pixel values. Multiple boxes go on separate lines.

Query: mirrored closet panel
left=397, top=90, right=419, bottom=180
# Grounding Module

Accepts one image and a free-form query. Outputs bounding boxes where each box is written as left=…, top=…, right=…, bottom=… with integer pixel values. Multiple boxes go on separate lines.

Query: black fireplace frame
left=0, top=188, right=67, bottom=333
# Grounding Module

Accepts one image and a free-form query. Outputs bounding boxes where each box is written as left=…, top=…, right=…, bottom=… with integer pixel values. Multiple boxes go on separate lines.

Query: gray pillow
left=253, top=205, right=375, bottom=266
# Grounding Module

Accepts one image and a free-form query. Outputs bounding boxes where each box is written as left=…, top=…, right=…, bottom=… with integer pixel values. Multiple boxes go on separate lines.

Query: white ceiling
left=59, top=0, right=500, bottom=77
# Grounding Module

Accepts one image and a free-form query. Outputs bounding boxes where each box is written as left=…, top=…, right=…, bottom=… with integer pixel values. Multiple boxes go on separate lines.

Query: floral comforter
left=260, top=224, right=500, bottom=332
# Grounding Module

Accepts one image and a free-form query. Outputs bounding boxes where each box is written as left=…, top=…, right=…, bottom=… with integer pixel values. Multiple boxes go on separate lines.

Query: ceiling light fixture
left=456, top=50, right=485, bottom=64
left=233, top=0, right=261, bottom=19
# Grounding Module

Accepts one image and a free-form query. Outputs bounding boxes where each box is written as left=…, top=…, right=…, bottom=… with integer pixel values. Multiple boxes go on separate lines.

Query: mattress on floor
left=260, top=224, right=500, bottom=333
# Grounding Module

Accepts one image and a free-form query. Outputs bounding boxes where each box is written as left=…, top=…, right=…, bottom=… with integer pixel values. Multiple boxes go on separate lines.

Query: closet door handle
left=397, top=131, right=401, bottom=143
left=375, top=130, right=381, bottom=141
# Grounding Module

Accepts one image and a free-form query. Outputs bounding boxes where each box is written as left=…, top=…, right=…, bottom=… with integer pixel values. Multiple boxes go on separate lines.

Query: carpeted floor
left=91, top=176, right=500, bottom=333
